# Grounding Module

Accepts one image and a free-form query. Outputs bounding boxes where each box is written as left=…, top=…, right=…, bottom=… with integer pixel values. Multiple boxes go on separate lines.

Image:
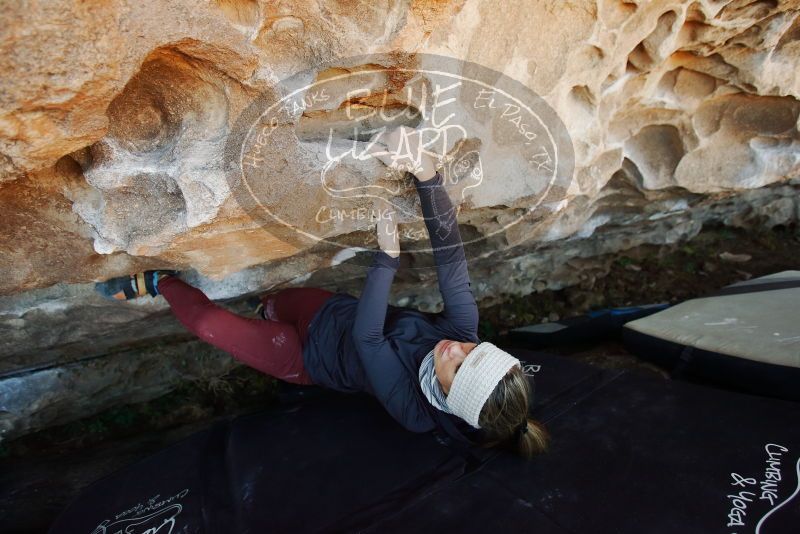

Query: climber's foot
left=95, top=270, right=178, bottom=300
left=246, top=295, right=267, bottom=319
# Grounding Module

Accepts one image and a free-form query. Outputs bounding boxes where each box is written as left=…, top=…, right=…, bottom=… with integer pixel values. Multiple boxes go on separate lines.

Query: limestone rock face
left=1, top=0, right=800, bottom=439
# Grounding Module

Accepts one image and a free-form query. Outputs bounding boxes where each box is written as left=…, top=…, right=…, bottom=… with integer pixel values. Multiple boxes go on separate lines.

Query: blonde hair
left=477, top=365, right=549, bottom=458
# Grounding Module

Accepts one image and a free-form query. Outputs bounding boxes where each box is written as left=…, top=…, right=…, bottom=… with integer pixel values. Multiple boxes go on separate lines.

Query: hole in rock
left=775, top=14, right=800, bottom=53
left=641, top=11, right=678, bottom=61
left=718, top=0, right=778, bottom=22
left=685, top=2, right=708, bottom=23
left=627, top=43, right=653, bottom=71
left=568, top=85, right=596, bottom=118
left=106, top=45, right=230, bottom=154
left=624, top=125, right=685, bottom=190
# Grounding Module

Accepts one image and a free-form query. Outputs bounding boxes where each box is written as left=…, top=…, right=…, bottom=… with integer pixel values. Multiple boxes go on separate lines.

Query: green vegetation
left=615, top=256, right=635, bottom=267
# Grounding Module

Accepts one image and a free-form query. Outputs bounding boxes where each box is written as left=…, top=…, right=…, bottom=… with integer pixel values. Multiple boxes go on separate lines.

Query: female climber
left=96, top=126, right=549, bottom=458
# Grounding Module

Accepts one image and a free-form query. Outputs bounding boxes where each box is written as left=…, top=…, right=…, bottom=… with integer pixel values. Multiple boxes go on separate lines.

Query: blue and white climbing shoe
left=95, top=270, right=177, bottom=300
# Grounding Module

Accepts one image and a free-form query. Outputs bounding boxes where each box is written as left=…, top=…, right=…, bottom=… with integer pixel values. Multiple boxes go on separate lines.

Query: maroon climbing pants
left=158, top=276, right=334, bottom=385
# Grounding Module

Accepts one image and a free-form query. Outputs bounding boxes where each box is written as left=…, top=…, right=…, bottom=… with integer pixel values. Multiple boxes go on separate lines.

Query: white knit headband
left=446, top=342, right=521, bottom=428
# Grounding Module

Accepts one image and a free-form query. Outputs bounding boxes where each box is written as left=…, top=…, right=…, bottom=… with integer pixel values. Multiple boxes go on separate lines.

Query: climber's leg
left=158, top=277, right=314, bottom=385
left=261, top=287, right=336, bottom=344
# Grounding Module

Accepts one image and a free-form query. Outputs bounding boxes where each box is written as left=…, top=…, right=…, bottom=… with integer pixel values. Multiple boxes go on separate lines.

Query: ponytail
left=478, top=365, right=550, bottom=458
left=516, top=418, right=550, bottom=459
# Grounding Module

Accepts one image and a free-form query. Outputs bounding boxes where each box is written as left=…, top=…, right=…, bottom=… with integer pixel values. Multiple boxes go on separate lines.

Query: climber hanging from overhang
left=96, top=125, right=549, bottom=459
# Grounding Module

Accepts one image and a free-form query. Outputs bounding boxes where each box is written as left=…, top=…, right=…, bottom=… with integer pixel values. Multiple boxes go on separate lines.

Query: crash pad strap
left=705, top=279, right=800, bottom=298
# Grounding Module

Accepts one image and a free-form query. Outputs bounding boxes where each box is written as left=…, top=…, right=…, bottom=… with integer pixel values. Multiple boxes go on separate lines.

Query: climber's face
left=433, top=340, right=479, bottom=395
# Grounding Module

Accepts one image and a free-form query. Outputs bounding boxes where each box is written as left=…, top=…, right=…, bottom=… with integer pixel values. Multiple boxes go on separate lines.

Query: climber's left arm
left=414, top=170, right=479, bottom=339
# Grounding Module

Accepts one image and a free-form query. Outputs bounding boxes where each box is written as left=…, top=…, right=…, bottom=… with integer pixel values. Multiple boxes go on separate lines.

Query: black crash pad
left=507, top=304, right=669, bottom=349
left=50, top=349, right=800, bottom=533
